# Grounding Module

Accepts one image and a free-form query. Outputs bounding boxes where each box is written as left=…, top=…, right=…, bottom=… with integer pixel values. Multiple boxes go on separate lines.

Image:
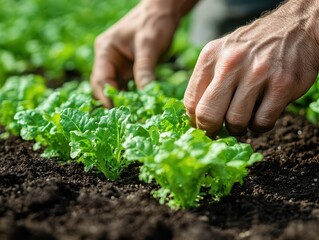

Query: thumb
left=133, top=41, right=157, bottom=89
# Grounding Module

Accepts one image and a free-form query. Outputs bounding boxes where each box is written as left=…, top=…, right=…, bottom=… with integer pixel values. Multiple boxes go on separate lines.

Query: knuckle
left=269, top=82, right=293, bottom=101
left=94, top=33, right=116, bottom=51
left=195, top=41, right=220, bottom=73
left=273, top=77, right=293, bottom=90
left=138, top=30, right=158, bottom=43
left=252, top=116, right=275, bottom=132
left=195, top=106, right=217, bottom=130
left=201, top=42, right=213, bottom=55
left=219, top=49, right=247, bottom=72
left=134, top=55, right=152, bottom=69
left=136, top=30, right=162, bottom=50
left=225, top=112, right=247, bottom=130
left=199, top=40, right=219, bottom=61
left=270, top=71, right=294, bottom=89
left=90, top=77, right=104, bottom=88
left=94, top=34, right=106, bottom=49
left=250, top=62, right=269, bottom=79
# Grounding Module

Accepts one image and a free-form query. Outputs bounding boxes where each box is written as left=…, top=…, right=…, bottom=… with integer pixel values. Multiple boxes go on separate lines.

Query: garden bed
left=0, top=113, right=318, bottom=240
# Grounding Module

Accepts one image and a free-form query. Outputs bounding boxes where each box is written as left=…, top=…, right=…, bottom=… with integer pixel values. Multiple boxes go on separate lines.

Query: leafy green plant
left=68, top=107, right=132, bottom=180
left=288, top=75, right=319, bottom=124
left=105, top=82, right=169, bottom=123
left=105, top=86, right=263, bottom=208
left=0, top=75, right=46, bottom=135
left=0, top=0, right=139, bottom=81
left=14, top=81, right=96, bottom=159
left=123, top=98, right=262, bottom=209
left=308, top=98, right=319, bottom=124
left=0, top=76, right=263, bottom=209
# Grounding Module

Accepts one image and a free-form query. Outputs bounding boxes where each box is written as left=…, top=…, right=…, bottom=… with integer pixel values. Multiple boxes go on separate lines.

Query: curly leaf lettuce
left=0, top=75, right=46, bottom=135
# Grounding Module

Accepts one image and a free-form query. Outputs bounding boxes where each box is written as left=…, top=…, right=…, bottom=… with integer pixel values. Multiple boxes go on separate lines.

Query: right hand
left=91, top=1, right=180, bottom=107
left=184, top=0, right=319, bottom=137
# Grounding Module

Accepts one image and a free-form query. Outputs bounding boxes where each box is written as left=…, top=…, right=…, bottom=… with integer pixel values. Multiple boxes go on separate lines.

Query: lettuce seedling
left=288, top=75, right=319, bottom=124
left=15, top=81, right=96, bottom=159
left=123, top=99, right=263, bottom=209
left=0, top=75, right=46, bottom=135
left=8, top=78, right=263, bottom=208
left=105, top=82, right=169, bottom=123
left=68, top=107, right=132, bottom=180
left=308, top=99, right=319, bottom=124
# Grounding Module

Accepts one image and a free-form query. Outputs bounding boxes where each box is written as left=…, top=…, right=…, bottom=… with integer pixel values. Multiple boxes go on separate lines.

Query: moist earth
left=0, top=113, right=318, bottom=240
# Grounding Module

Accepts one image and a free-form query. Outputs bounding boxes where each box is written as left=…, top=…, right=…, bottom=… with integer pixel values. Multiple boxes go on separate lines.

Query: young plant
left=4, top=77, right=263, bottom=209
left=68, top=107, right=132, bottom=180
left=0, top=75, right=46, bottom=135
left=288, top=75, right=319, bottom=124
left=14, top=81, right=96, bottom=159
left=123, top=98, right=263, bottom=209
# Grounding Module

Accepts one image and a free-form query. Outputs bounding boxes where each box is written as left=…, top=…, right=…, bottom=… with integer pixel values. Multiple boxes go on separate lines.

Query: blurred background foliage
left=0, top=0, right=139, bottom=82
left=0, top=0, right=200, bottom=89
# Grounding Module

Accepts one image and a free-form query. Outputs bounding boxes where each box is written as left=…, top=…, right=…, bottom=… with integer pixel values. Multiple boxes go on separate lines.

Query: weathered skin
left=91, top=0, right=198, bottom=107
left=184, top=0, right=319, bottom=136
left=92, top=0, right=319, bottom=136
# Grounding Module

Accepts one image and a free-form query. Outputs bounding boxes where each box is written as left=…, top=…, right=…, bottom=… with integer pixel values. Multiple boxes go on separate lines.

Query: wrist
left=276, top=0, right=319, bottom=49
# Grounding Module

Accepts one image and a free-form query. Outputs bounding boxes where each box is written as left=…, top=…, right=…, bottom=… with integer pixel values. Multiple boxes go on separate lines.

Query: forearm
left=176, top=0, right=200, bottom=17
left=142, top=0, right=199, bottom=24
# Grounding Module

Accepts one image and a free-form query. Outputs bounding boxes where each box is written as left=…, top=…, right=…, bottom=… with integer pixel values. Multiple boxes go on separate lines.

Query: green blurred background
left=0, top=0, right=139, bottom=82
left=0, top=0, right=200, bottom=87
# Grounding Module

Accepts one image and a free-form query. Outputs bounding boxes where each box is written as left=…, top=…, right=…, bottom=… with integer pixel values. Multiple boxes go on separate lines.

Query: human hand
left=184, top=0, right=319, bottom=137
left=91, top=0, right=187, bottom=107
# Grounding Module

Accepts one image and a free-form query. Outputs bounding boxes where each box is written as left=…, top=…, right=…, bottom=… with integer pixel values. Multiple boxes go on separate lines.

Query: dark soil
left=0, top=113, right=318, bottom=240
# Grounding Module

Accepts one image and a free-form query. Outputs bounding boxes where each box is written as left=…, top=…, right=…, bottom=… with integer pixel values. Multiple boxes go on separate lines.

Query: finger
left=184, top=42, right=218, bottom=125
left=225, top=66, right=268, bottom=136
left=249, top=81, right=290, bottom=133
left=225, top=82, right=265, bottom=136
left=133, top=34, right=158, bottom=89
left=192, top=46, right=248, bottom=137
left=91, top=47, right=119, bottom=108
left=195, top=71, right=238, bottom=137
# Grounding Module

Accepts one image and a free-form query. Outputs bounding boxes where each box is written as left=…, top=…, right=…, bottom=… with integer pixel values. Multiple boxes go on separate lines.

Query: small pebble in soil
left=311, top=209, right=319, bottom=218
left=239, top=230, right=251, bottom=238
left=198, top=216, right=209, bottom=222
